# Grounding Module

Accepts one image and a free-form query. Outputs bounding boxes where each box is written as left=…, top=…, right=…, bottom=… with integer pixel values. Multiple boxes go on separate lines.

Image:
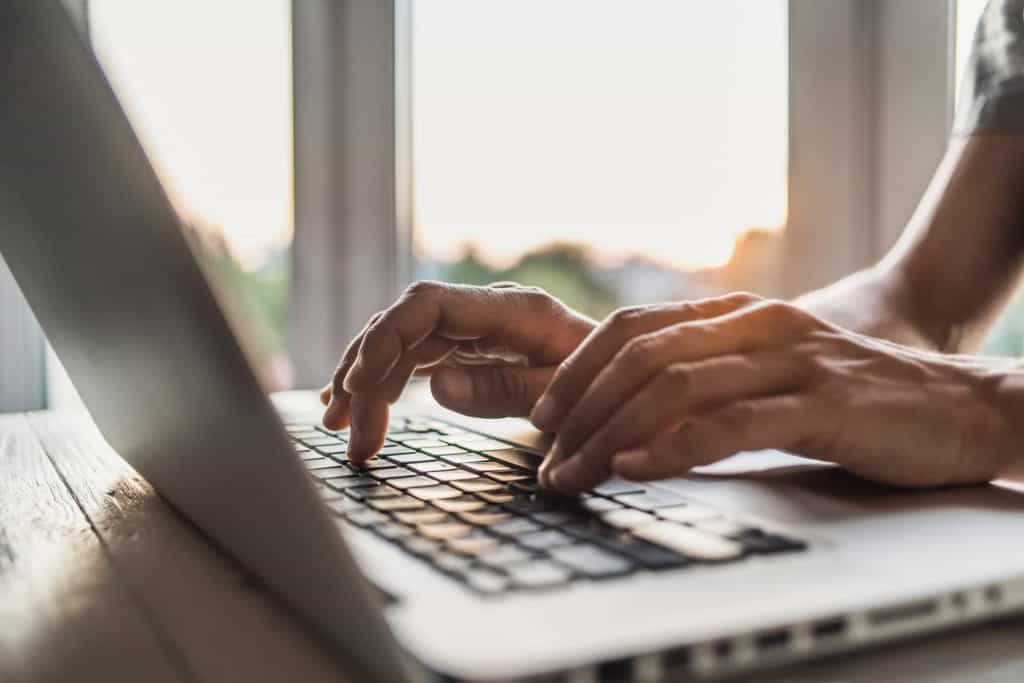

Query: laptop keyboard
left=287, top=416, right=807, bottom=595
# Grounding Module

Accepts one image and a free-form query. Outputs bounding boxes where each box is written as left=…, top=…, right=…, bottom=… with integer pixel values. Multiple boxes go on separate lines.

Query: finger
left=431, top=365, right=556, bottom=418
left=542, top=300, right=819, bottom=473
left=323, top=313, right=382, bottom=430
left=530, top=292, right=761, bottom=431
left=345, top=393, right=390, bottom=465
left=543, top=351, right=811, bottom=493
left=343, top=281, right=588, bottom=393
left=608, top=394, right=815, bottom=482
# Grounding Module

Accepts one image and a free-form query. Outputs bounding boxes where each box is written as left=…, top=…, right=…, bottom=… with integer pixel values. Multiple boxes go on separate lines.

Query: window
left=411, top=0, right=788, bottom=320
left=87, top=0, right=295, bottom=390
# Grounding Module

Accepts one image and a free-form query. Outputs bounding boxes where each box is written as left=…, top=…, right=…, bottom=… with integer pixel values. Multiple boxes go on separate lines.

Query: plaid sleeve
left=954, top=0, right=1024, bottom=134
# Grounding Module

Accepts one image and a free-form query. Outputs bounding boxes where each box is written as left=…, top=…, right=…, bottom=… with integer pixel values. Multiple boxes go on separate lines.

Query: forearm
left=798, top=136, right=1024, bottom=353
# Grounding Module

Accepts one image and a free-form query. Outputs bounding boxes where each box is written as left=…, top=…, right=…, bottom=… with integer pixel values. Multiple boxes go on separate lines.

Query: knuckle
left=518, top=286, right=555, bottom=313
left=620, top=333, right=662, bottom=370
left=606, top=305, right=648, bottom=331
left=721, top=291, right=762, bottom=307
left=717, top=400, right=757, bottom=432
left=403, top=279, right=442, bottom=299
left=661, top=362, right=693, bottom=393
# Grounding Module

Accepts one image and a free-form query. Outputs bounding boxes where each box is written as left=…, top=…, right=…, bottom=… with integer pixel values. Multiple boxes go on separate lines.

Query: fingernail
left=530, top=395, right=559, bottom=430
left=549, top=467, right=566, bottom=494
left=435, top=369, right=472, bottom=403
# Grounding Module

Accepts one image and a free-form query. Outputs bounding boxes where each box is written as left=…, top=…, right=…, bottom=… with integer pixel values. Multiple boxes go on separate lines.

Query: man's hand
left=530, top=293, right=1013, bottom=493
left=321, top=281, right=594, bottom=463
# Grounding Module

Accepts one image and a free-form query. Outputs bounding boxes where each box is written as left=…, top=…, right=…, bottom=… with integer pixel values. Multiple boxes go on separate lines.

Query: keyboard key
left=379, top=445, right=416, bottom=456
left=612, top=539, right=689, bottom=570
left=693, top=518, right=750, bottom=538
left=348, top=459, right=395, bottom=471
left=614, top=489, right=686, bottom=510
left=432, top=496, right=488, bottom=513
left=632, top=522, right=743, bottom=561
left=478, top=544, right=534, bottom=568
left=549, top=545, right=634, bottom=579
left=418, top=522, right=473, bottom=540
left=289, top=430, right=321, bottom=439
left=387, top=432, right=429, bottom=441
left=505, top=561, right=573, bottom=589
left=440, top=453, right=487, bottom=465
left=655, top=504, right=721, bottom=524
left=325, top=498, right=364, bottom=515
left=323, top=476, right=379, bottom=490
left=601, top=509, right=657, bottom=529
left=432, top=552, right=473, bottom=574
left=314, top=444, right=348, bottom=455
left=285, top=425, right=317, bottom=434
left=410, top=461, right=455, bottom=474
left=303, top=436, right=343, bottom=447
left=367, top=496, right=426, bottom=512
left=485, top=471, right=533, bottom=483
left=344, top=509, right=388, bottom=527
left=464, top=462, right=514, bottom=474
left=440, top=434, right=497, bottom=447
left=446, top=533, right=500, bottom=555
left=504, top=494, right=567, bottom=515
left=429, top=469, right=478, bottom=482
left=370, top=467, right=416, bottom=480
left=457, top=509, right=512, bottom=526
left=464, top=569, right=511, bottom=595
left=389, top=476, right=438, bottom=490
left=407, top=484, right=463, bottom=501
left=403, top=438, right=448, bottom=449
left=594, top=479, right=648, bottom=497
left=400, top=536, right=442, bottom=556
left=483, top=449, right=541, bottom=470
left=510, top=480, right=540, bottom=494
left=387, top=452, right=434, bottom=464
left=518, top=530, right=576, bottom=551
left=304, top=457, right=342, bottom=470
left=375, top=523, right=413, bottom=540
left=476, top=491, right=518, bottom=505
left=531, top=510, right=589, bottom=527
left=421, top=445, right=468, bottom=456
left=489, top=518, right=542, bottom=537
left=345, top=483, right=401, bottom=500
left=311, top=467, right=356, bottom=480
left=394, top=509, right=449, bottom=525
left=581, top=497, right=623, bottom=514
left=737, top=531, right=807, bottom=555
left=464, top=439, right=511, bottom=451
left=452, top=478, right=504, bottom=493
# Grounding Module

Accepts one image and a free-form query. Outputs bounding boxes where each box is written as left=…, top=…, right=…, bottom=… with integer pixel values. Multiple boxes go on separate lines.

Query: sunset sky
left=88, top=1, right=987, bottom=272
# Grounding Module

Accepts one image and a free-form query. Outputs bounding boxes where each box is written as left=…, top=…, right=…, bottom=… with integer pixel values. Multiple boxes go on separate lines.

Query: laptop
left=4, top=2, right=1024, bottom=681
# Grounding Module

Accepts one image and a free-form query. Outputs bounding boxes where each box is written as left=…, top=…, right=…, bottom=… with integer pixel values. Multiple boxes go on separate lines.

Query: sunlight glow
left=412, top=0, right=789, bottom=271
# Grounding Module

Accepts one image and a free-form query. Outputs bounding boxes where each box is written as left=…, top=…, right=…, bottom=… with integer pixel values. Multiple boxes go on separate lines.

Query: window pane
left=412, top=0, right=788, bottom=319
left=88, top=0, right=294, bottom=389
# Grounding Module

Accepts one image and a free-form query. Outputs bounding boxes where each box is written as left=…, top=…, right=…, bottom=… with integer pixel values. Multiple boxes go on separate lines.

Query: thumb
left=430, top=365, right=555, bottom=418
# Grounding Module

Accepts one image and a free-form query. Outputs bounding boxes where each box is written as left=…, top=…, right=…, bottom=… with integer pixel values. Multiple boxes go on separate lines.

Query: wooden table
left=3, top=410, right=1024, bottom=683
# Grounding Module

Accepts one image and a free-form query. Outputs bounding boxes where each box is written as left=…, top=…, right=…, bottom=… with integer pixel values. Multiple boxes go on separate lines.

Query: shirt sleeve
left=954, top=0, right=1024, bottom=134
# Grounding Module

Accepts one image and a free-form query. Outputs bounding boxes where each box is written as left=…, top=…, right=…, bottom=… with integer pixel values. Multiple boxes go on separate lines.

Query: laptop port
left=596, top=657, right=633, bottom=682
left=985, top=584, right=1003, bottom=605
left=867, top=599, right=937, bottom=627
left=754, top=628, right=792, bottom=652
left=811, top=616, right=847, bottom=641
left=661, top=645, right=690, bottom=674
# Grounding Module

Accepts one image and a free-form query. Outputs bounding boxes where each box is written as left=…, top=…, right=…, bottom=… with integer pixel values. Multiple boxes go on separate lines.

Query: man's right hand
left=321, top=281, right=595, bottom=463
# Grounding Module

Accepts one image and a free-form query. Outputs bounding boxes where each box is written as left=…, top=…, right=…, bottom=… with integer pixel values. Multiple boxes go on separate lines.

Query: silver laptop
left=4, top=2, right=1024, bottom=681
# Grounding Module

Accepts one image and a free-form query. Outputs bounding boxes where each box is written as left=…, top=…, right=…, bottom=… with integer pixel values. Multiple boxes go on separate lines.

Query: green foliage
left=437, top=243, right=619, bottom=319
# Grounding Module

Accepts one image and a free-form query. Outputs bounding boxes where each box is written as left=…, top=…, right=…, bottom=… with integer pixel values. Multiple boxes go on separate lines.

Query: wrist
left=972, top=361, right=1024, bottom=480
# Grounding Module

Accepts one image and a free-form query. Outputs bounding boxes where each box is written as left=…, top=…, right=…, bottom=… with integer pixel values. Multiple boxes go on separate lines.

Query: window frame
left=7, top=0, right=960, bottom=409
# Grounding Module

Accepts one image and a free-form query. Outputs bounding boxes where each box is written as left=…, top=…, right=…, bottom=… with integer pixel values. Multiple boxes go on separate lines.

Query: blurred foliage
left=438, top=243, right=620, bottom=319
left=181, top=222, right=290, bottom=384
